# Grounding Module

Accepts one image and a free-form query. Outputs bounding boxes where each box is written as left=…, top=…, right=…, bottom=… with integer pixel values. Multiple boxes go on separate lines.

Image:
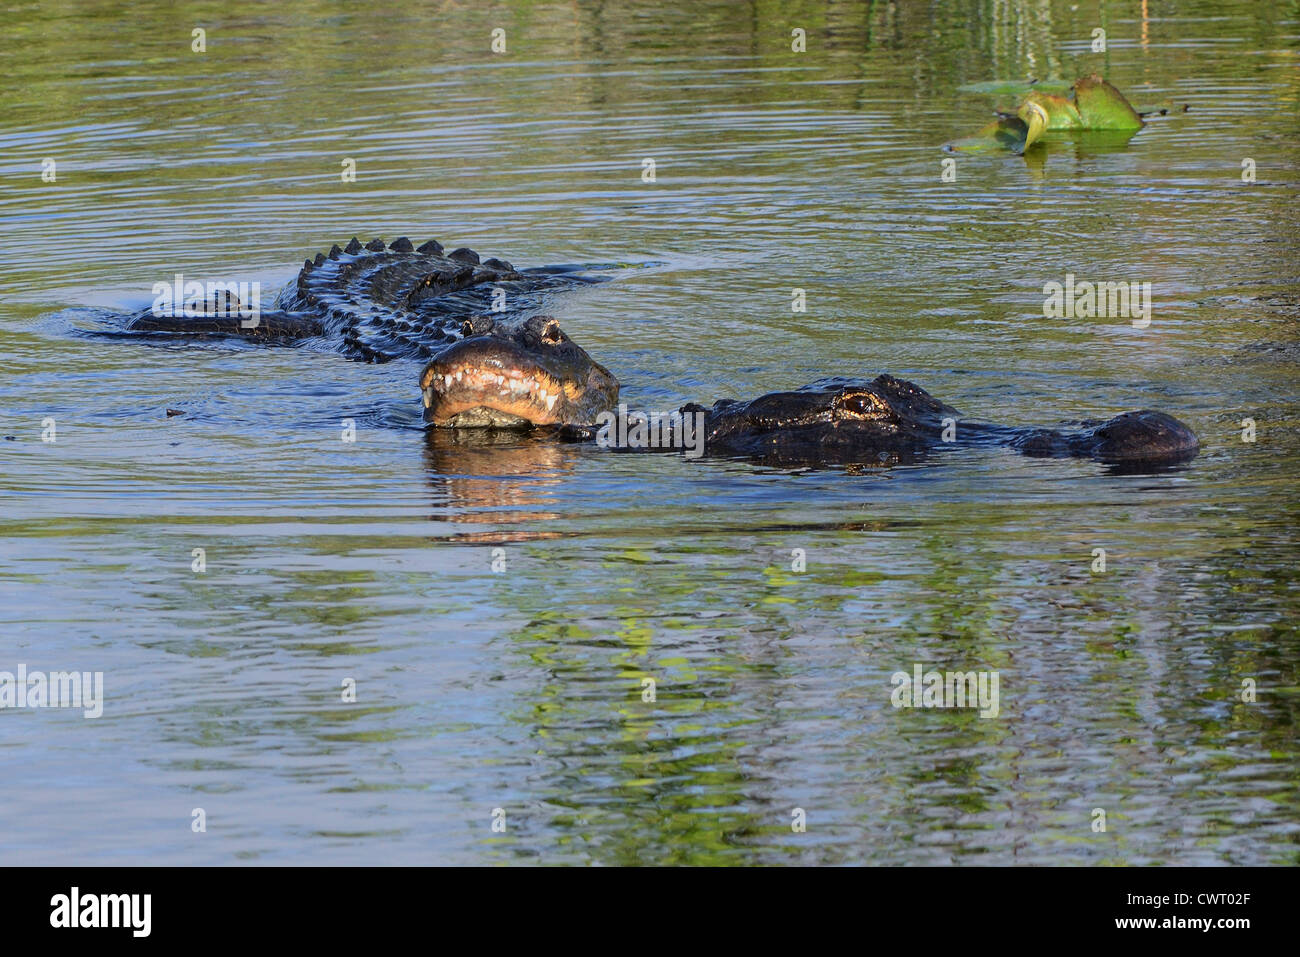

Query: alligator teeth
left=545, top=395, right=557, bottom=412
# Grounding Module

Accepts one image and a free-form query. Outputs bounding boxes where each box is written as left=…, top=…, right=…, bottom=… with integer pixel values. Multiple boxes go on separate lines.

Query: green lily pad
left=944, top=118, right=1027, bottom=153
left=1021, top=92, right=1084, bottom=129
left=946, top=99, right=1049, bottom=154
left=956, top=79, right=1072, bottom=97
left=946, top=74, right=1144, bottom=152
left=1072, top=73, right=1144, bottom=130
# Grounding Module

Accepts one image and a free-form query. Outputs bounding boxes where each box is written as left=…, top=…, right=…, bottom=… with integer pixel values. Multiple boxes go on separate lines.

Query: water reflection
left=422, top=428, right=575, bottom=538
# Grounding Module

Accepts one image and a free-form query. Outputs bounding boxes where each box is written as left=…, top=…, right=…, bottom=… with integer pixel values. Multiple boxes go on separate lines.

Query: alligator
left=669, top=375, right=1199, bottom=470
left=114, top=238, right=1199, bottom=471
left=123, top=236, right=620, bottom=429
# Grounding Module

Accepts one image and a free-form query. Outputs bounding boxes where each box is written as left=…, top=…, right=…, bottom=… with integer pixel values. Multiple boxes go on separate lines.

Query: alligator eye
left=834, top=390, right=889, bottom=419
left=840, top=394, right=872, bottom=415
left=460, top=319, right=475, bottom=337
left=541, top=319, right=563, bottom=344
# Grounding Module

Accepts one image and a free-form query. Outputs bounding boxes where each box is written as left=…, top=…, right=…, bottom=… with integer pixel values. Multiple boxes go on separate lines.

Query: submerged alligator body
left=125, top=236, right=620, bottom=428
left=115, top=238, right=1199, bottom=471
left=675, top=375, right=1199, bottom=469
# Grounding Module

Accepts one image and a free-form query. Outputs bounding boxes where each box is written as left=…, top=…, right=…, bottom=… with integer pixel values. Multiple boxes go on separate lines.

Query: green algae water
left=1, top=0, right=1298, bottom=865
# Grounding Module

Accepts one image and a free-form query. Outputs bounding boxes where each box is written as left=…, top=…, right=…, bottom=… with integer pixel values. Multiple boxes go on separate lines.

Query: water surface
left=1, top=0, right=1298, bottom=864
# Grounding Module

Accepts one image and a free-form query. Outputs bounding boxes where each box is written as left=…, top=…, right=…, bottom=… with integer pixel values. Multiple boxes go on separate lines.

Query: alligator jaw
left=421, top=357, right=570, bottom=427
left=435, top=406, right=535, bottom=429
left=419, top=315, right=619, bottom=429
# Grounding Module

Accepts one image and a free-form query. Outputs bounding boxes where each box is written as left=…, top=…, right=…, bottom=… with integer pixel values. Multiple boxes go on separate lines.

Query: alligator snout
left=1086, top=410, right=1200, bottom=465
left=420, top=314, right=619, bottom=428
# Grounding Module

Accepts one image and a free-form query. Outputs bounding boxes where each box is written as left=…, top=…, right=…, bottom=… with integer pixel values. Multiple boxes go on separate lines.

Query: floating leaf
left=945, top=115, right=1031, bottom=153
left=1072, top=73, right=1144, bottom=130
left=945, top=99, right=1048, bottom=154
left=1017, top=100, right=1049, bottom=149
left=947, top=74, right=1145, bottom=153
left=957, top=79, right=1071, bottom=97
left=1022, top=92, right=1083, bottom=130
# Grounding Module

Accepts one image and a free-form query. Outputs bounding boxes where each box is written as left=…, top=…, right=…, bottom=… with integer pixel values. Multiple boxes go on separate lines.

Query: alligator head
left=685, top=375, right=959, bottom=465
left=420, top=314, right=619, bottom=428
left=686, top=375, right=1199, bottom=471
left=1011, top=409, right=1200, bottom=470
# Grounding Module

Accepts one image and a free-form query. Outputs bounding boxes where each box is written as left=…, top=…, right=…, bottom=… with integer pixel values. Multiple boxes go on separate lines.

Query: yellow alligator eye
left=460, top=319, right=475, bottom=337
left=834, top=390, right=889, bottom=419
left=542, top=319, right=562, bottom=344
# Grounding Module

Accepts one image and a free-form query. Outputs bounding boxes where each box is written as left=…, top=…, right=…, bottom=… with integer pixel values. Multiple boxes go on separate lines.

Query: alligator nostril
left=459, top=315, right=496, bottom=339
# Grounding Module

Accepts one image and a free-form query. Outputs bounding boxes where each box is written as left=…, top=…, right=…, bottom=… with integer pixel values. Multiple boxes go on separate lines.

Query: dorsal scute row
left=297, top=238, right=512, bottom=271
left=292, top=238, right=517, bottom=292
left=286, top=237, right=522, bottom=312
left=276, top=238, right=536, bottom=364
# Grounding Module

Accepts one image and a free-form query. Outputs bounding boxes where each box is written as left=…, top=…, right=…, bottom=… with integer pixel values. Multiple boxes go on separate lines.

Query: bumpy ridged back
left=277, top=236, right=584, bottom=363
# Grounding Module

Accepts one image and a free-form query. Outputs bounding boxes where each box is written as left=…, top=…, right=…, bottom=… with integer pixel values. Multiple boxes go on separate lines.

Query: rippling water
left=1, top=0, right=1298, bottom=864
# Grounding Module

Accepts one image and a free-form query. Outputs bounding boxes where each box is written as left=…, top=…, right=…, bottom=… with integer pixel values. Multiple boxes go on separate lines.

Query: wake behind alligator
left=100, top=236, right=1199, bottom=471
